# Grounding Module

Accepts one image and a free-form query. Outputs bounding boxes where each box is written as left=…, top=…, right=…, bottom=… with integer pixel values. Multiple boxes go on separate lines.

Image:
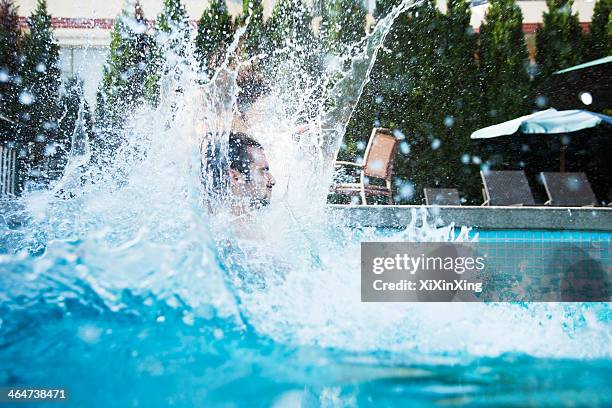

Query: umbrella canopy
left=554, top=55, right=612, bottom=75
left=471, top=108, right=612, bottom=139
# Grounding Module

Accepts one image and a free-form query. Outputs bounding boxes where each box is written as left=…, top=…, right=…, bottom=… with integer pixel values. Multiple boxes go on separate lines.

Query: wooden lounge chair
left=540, top=172, right=598, bottom=206
left=331, top=128, right=399, bottom=205
left=424, top=188, right=461, bottom=206
left=481, top=170, right=535, bottom=206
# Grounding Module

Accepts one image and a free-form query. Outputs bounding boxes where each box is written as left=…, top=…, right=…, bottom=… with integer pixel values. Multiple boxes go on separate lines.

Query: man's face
left=230, top=145, right=276, bottom=209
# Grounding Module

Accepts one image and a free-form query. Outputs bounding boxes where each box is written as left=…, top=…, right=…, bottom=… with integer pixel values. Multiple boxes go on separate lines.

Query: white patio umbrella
left=471, top=108, right=612, bottom=171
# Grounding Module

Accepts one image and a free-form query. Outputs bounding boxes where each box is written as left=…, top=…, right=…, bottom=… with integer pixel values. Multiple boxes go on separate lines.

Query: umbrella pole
left=560, top=145, right=566, bottom=173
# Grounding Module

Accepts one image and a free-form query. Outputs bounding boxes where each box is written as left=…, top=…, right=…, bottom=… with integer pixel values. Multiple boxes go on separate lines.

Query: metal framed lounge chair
left=481, top=170, right=536, bottom=206
left=331, top=128, right=399, bottom=205
left=540, top=172, right=598, bottom=206
left=424, top=188, right=461, bottom=206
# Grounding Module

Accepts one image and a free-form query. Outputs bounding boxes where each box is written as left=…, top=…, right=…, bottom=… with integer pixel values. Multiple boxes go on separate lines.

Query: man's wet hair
left=228, top=132, right=262, bottom=180
left=203, top=132, right=263, bottom=198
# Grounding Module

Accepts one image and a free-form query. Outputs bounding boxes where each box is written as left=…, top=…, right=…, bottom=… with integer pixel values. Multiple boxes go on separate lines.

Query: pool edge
left=327, top=205, right=612, bottom=231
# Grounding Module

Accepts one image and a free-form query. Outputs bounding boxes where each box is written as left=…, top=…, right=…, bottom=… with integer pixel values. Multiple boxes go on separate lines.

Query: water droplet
left=44, top=143, right=57, bottom=156
left=182, top=312, right=195, bottom=326
left=166, top=297, right=179, bottom=308
left=431, top=139, right=441, bottom=150
left=399, top=182, right=414, bottom=200
left=19, top=91, right=35, bottom=105
left=579, top=92, right=592, bottom=106
left=444, top=116, right=454, bottom=128
left=370, top=160, right=383, bottom=171
left=561, top=135, right=570, bottom=145
left=213, top=329, right=224, bottom=339
left=566, top=176, right=581, bottom=191
left=535, top=95, right=548, bottom=108
left=393, top=129, right=405, bottom=140
left=77, top=324, right=102, bottom=344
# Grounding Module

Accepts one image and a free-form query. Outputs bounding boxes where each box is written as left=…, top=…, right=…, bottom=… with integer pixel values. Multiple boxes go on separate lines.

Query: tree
left=479, top=0, right=531, bottom=123
left=155, top=0, right=190, bottom=58
left=343, top=0, right=411, bottom=158
left=343, top=0, right=483, bottom=204
left=241, top=0, right=267, bottom=59
left=535, top=0, right=585, bottom=80
left=96, top=1, right=153, bottom=134
left=320, top=0, right=367, bottom=54
left=267, top=0, right=314, bottom=48
left=373, top=0, right=401, bottom=19
left=395, top=0, right=481, bottom=203
left=344, top=0, right=443, bottom=203
left=18, top=0, right=61, bottom=182
left=195, top=0, right=235, bottom=75
left=266, top=0, right=319, bottom=74
left=264, top=0, right=322, bottom=121
left=435, top=0, right=481, bottom=199
left=56, top=75, right=93, bottom=174
left=444, top=0, right=480, bottom=126
left=584, top=0, right=611, bottom=61
left=0, top=0, right=21, bottom=145
left=147, top=0, right=190, bottom=101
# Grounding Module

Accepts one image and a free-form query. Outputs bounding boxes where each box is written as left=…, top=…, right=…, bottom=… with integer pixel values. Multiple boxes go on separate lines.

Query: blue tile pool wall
left=467, top=230, right=612, bottom=301
left=473, top=229, right=612, bottom=243
left=372, top=227, right=612, bottom=243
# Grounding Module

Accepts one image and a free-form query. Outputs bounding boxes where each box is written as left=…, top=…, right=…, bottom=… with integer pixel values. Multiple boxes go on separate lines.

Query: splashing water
left=1, top=1, right=610, bottom=406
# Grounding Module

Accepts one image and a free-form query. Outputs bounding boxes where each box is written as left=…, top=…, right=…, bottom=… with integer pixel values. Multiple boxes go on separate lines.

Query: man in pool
left=206, top=131, right=289, bottom=291
left=204, top=131, right=276, bottom=217
left=226, top=131, right=276, bottom=214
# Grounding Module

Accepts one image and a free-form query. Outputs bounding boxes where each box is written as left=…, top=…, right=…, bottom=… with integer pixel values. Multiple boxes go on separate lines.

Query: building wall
left=57, top=46, right=107, bottom=106
left=472, top=1, right=594, bottom=60
left=470, top=0, right=595, bottom=29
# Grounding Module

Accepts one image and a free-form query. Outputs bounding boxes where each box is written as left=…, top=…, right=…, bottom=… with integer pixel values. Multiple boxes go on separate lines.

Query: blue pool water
left=1, top=219, right=611, bottom=407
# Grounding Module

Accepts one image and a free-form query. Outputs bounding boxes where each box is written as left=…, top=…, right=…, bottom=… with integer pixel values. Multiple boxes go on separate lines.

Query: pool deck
left=327, top=205, right=612, bottom=231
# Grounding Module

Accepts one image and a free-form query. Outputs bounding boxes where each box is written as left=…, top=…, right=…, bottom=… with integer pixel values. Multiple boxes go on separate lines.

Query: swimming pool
left=1, top=211, right=610, bottom=407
